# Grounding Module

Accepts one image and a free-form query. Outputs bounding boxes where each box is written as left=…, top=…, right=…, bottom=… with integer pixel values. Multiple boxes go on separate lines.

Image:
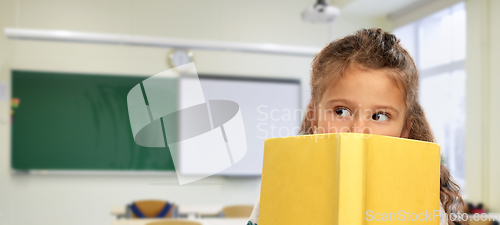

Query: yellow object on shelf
left=259, top=133, right=441, bottom=225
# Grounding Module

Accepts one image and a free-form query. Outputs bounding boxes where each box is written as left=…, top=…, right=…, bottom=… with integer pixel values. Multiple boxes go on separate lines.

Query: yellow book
left=259, top=133, right=440, bottom=225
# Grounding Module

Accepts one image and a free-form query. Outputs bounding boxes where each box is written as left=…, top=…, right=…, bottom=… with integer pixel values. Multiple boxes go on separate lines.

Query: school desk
left=111, top=205, right=225, bottom=218
left=111, top=218, right=248, bottom=225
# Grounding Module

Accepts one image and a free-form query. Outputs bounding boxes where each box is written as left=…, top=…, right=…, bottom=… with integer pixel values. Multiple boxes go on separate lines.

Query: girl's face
left=310, top=68, right=411, bottom=138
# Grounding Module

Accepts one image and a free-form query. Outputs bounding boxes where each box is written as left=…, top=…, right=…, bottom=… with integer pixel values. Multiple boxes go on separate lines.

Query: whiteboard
left=178, top=75, right=302, bottom=176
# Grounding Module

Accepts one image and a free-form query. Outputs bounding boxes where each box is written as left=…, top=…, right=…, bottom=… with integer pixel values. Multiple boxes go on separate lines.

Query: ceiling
left=337, top=0, right=430, bottom=17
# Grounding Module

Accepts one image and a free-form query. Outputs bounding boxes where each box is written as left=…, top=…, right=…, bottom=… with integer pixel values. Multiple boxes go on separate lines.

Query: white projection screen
left=178, top=75, right=302, bottom=176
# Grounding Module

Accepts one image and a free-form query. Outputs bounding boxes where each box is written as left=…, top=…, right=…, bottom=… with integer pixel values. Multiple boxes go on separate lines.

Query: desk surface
left=111, top=218, right=248, bottom=225
left=111, top=205, right=225, bottom=216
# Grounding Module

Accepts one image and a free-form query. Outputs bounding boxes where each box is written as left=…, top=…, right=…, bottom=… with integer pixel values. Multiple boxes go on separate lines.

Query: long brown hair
left=299, top=28, right=466, bottom=225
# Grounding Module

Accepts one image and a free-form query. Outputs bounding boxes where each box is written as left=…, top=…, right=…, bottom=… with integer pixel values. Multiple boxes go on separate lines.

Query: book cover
left=259, top=133, right=441, bottom=225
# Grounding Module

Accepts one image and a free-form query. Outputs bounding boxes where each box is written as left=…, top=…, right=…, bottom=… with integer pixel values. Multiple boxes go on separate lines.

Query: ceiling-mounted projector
left=302, top=0, right=340, bottom=23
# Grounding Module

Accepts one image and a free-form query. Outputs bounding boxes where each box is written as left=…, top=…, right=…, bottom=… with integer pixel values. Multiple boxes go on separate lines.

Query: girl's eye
left=335, top=108, right=351, bottom=117
left=372, top=112, right=389, bottom=121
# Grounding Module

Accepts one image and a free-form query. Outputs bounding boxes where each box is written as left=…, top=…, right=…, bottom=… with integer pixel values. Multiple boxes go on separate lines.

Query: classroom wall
left=464, top=0, right=500, bottom=213
left=0, top=0, right=384, bottom=224
left=388, top=0, right=500, bottom=213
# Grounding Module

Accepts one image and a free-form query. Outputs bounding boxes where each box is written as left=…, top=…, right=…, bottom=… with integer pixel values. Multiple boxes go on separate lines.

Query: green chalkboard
left=11, top=70, right=175, bottom=171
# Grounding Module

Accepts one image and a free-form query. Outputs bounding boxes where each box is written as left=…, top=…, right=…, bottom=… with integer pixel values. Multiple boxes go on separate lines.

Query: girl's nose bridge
left=351, top=108, right=370, bottom=133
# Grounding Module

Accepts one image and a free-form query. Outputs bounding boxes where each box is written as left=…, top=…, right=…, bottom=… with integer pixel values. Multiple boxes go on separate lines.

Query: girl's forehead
left=322, top=69, right=406, bottom=108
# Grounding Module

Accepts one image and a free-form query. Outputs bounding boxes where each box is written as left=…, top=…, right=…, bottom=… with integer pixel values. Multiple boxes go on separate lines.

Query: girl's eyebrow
left=373, top=106, right=400, bottom=115
left=325, top=98, right=352, bottom=105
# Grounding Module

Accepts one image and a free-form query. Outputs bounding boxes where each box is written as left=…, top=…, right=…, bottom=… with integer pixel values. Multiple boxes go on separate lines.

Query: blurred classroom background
left=0, top=0, right=499, bottom=224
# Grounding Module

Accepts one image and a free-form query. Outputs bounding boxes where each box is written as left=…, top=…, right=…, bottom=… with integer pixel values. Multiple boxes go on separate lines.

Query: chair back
left=129, top=200, right=176, bottom=218
left=221, top=205, right=254, bottom=218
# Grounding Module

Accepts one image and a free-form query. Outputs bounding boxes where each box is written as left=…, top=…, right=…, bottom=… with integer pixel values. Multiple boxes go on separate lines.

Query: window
left=393, top=2, right=466, bottom=191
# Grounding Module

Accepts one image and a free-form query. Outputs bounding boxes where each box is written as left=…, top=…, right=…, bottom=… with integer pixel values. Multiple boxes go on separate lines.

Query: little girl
left=247, top=28, right=466, bottom=225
